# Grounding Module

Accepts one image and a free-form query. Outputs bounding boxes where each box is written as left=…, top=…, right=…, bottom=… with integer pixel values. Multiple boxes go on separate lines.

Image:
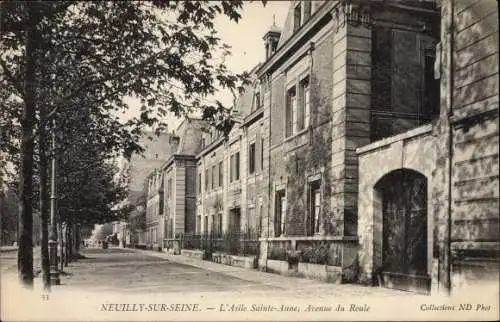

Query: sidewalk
left=128, top=248, right=413, bottom=298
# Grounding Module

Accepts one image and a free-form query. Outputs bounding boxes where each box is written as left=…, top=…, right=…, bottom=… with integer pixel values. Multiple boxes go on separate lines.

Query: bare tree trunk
left=38, top=118, right=51, bottom=290
left=66, top=221, right=71, bottom=265
left=18, top=5, right=39, bottom=288
left=71, top=222, right=78, bottom=260
left=75, top=223, right=80, bottom=254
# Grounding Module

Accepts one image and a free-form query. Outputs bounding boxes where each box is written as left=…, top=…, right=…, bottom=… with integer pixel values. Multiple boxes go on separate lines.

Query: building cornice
left=161, top=154, right=197, bottom=171
left=242, top=107, right=264, bottom=128
left=196, top=137, right=225, bottom=160
left=257, top=1, right=337, bottom=78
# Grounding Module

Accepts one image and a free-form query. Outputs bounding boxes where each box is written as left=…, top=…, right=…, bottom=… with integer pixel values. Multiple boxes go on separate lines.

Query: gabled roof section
left=276, top=1, right=296, bottom=49
left=231, top=63, right=262, bottom=122
left=174, top=118, right=206, bottom=155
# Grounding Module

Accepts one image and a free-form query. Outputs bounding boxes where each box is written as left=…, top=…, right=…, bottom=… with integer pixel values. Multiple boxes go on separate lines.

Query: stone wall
left=448, top=0, right=499, bottom=291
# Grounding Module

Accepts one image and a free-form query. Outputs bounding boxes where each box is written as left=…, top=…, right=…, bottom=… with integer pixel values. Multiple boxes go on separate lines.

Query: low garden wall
left=260, top=236, right=358, bottom=283
left=211, top=252, right=257, bottom=269
left=180, top=249, right=204, bottom=260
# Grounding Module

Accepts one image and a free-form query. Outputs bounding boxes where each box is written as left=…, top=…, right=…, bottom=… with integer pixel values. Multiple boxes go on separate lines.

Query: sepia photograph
left=1, top=0, right=499, bottom=321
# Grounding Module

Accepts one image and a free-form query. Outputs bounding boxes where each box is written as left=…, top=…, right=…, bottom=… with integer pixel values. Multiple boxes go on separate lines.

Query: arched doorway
left=375, top=169, right=430, bottom=293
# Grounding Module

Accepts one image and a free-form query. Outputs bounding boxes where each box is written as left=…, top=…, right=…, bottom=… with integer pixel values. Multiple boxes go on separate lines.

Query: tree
left=1, top=1, right=253, bottom=287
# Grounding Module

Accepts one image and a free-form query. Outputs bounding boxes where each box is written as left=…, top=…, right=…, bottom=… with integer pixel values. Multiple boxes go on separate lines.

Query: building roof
left=124, top=132, right=178, bottom=204
left=231, top=63, right=261, bottom=122
left=174, top=118, right=206, bottom=155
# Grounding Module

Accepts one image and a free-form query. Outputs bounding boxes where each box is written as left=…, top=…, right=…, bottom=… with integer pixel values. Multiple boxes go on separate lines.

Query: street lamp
left=49, top=120, right=60, bottom=285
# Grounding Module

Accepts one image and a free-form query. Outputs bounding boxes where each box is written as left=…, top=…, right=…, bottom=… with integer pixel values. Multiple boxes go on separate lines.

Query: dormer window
left=293, top=3, right=302, bottom=31
left=253, top=92, right=261, bottom=112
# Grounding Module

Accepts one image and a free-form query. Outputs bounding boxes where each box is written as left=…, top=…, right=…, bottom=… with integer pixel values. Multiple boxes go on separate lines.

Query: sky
left=122, top=1, right=290, bottom=132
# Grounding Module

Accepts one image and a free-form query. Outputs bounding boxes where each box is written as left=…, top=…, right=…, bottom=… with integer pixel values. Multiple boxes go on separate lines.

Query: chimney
left=263, top=15, right=281, bottom=60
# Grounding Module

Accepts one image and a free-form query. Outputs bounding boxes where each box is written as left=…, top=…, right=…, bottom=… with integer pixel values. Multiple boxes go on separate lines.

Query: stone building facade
left=144, top=119, right=205, bottom=250
left=196, top=65, right=266, bottom=236
left=131, top=0, right=498, bottom=295
left=356, top=0, right=498, bottom=294
left=119, top=131, right=176, bottom=246
left=258, top=0, right=439, bottom=284
left=255, top=0, right=498, bottom=294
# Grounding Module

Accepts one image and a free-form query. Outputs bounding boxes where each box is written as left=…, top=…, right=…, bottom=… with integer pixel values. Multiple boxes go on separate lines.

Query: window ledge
left=284, top=126, right=310, bottom=144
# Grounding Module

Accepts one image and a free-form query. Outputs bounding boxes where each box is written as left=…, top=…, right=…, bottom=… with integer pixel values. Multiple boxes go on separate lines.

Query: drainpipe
left=444, top=0, right=454, bottom=294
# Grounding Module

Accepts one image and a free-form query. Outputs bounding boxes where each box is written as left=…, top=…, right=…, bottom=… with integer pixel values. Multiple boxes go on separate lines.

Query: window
left=205, top=169, right=209, bottom=191
left=300, top=77, right=310, bottom=130
left=248, top=142, right=256, bottom=174
left=254, top=92, right=261, bottom=111
left=423, top=49, right=440, bottom=120
left=293, top=3, right=302, bottom=31
left=302, top=0, right=311, bottom=21
left=159, top=193, right=164, bottom=215
left=235, top=152, right=240, bottom=180
left=196, top=215, right=201, bottom=233
left=211, top=214, right=215, bottom=233
left=230, top=152, right=240, bottom=182
left=217, top=213, right=222, bottom=237
left=167, top=179, right=172, bottom=199
left=198, top=173, right=202, bottom=194
left=281, top=196, right=287, bottom=236
left=218, top=161, right=223, bottom=187
left=212, top=165, right=216, bottom=189
left=260, top=138, right=264, bottom=170
left=274, top=190, right=286, bottom=236
left=230, top=155, right=234, bottom=182
left=308, top=181, right=321, bottom=235
left=285, top=87, right=296, bottom=137
left=204, top=216, right=208, bottom=234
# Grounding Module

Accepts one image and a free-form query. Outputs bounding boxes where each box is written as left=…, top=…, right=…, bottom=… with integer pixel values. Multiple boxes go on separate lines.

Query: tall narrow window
left=302, top=0, right=311, bottom=21
left=301, top=77, right=310, bottom=129
left=274, top=190, right=286, bottom=236
left=235, top=152, right=240, bottom=180
left=218, top=161, right=223, bottom=187
left=307, top=181, right=321, bottom=235
left=286, top=87, right=296, bottom=137
left=314, top=190, right=321, bottom=234
left=204, top=216, right=208, bottom=234
left=167, top=179, right=172, bottom=199
left=280, top=196, right=287, bottom=236
left=198, top=173, right=202, bottom=194
left=212, top=165, right=216, bottom=189
left=230, top=154, right=234, bottom=182
left=254, top=92, right=261, bottom=111
left=260, top=138, right=264, bottom=170
left=423, top=48, right=440, bottom=121
left=293, top=3, right=302, bottom=31
left=205, top=169, right=209, bottom=191
left=249, top=142, right=256, bottom=174
left=217, top=213, right=222, bottom=237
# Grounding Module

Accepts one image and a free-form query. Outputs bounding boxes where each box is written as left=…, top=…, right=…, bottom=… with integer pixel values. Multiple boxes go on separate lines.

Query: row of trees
left=1, top=1, right=258, bottom=290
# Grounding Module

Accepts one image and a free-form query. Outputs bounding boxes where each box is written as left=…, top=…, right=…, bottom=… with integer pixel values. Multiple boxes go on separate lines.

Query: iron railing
left=179, top=227, right=260, bottom=257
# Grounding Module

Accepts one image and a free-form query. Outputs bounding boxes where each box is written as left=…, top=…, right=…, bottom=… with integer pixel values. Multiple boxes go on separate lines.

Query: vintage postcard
left=1, top=0, right=499, bottom=321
